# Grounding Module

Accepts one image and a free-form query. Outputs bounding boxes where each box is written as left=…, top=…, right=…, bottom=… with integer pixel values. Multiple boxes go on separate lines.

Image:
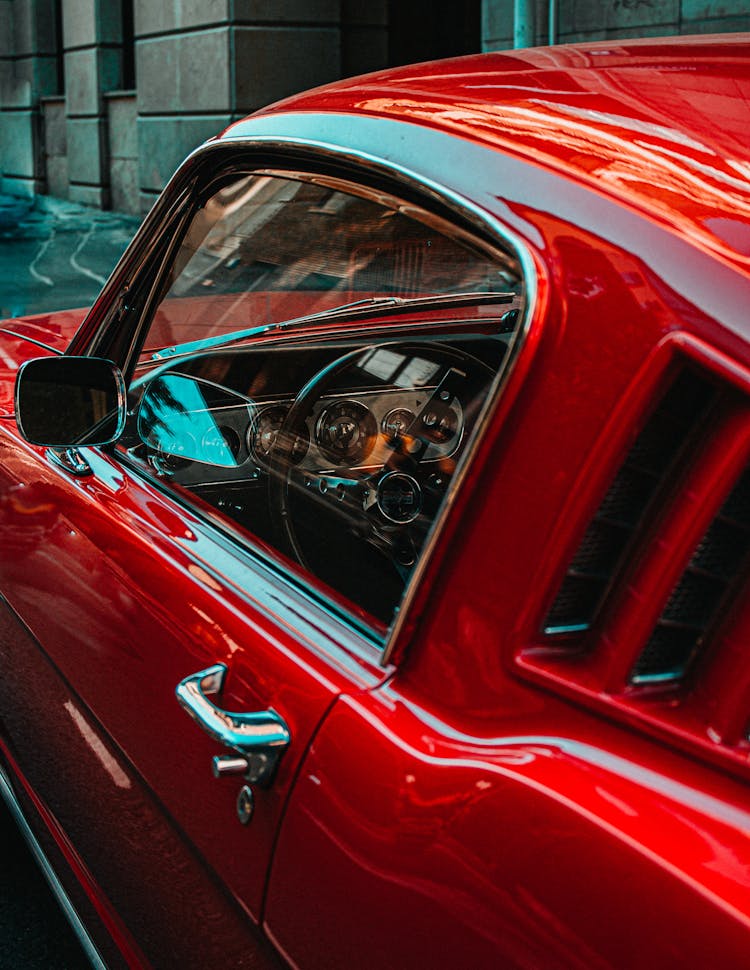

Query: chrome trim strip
left=114, top=445, right=384, bottom=653
left=544, top=622, right=591, bottom=636
left=0, top=329, right=63, bottom=356
left=0, top=766, right=108, bottom=970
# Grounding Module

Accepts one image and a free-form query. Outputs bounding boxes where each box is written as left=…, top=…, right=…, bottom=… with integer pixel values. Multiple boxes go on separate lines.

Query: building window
left=121, top=0, right=135, bottom=90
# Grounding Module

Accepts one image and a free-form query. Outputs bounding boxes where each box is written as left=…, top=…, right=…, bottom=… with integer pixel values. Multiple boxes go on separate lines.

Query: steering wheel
left=267, top=341, right=494, bottom=609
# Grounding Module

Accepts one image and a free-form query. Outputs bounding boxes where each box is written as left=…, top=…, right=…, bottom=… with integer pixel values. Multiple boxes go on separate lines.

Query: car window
left=117, top=171, right=526, bottom=630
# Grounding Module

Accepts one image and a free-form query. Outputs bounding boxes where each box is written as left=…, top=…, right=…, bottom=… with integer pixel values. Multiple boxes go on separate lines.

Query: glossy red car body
left=2, top=35, right=750, bottom=969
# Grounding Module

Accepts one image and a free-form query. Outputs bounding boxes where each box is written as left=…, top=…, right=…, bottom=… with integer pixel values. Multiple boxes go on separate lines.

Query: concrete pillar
left=0, top=0, right=59, bottom=197
left=134, top=0, right=345, bottom=214
left=42, top=96, right=68, bottom=197
left=62, top=0, right=124, bottom=207
left=106, top=92, right=137, bottom=214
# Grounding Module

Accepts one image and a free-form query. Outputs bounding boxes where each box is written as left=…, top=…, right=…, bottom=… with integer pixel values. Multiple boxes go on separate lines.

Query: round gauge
left=157, top=431, right=197, bottom=460
left=381, top=407, right=415, bottom=442
left=316, top=401, right=377, bottom=465
left=249, top=405, right=308, bottom=465
left=376, top=472, right=422, bottom=524
left=419, top=404, right=458, bottom=444
left=200, top=425, right=241, bottom=464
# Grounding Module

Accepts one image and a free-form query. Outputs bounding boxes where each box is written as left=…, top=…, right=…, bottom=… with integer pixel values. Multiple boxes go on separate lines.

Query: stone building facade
left=1, top=0, right=748, bottom=215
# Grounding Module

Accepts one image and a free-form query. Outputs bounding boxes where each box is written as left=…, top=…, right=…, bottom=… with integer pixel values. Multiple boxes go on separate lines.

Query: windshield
left=140, top=172, right=523, bottom=363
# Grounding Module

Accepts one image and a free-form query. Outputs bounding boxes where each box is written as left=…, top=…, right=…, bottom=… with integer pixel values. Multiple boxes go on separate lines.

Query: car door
left=0, top=412, right=388, bottom=967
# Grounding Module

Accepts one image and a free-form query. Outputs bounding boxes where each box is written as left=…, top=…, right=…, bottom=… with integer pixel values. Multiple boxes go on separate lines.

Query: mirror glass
left=137, top=373, right=250, bottom=467
left=16, top=356, right=126, bottom=447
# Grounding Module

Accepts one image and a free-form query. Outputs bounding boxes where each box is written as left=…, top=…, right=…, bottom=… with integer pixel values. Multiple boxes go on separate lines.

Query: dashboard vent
left=544, top=370, right=718, bottom=637
left=630, top=463, right=750, bottom=683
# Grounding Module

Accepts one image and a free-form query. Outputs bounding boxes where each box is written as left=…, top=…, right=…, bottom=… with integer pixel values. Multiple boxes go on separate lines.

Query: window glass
left=119, top=171, right=525, bottom=629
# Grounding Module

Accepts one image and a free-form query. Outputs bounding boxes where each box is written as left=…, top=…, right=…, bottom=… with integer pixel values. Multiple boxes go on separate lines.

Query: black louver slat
left=544, top=371, right=717, bottom=637
left=630, top=464, right=750, bottom=683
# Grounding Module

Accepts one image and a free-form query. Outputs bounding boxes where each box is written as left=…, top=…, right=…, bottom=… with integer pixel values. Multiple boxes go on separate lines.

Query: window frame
left=79, top=139, right=537, bottom=659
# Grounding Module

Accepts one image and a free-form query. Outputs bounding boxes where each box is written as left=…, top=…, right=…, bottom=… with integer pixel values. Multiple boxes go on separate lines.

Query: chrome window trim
left=0, top=765, right=107, bottom=970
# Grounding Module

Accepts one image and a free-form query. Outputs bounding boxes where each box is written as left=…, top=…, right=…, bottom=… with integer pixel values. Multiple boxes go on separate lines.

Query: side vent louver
left=630, top=464, right=750, bottom=683
left=544, top=370, right=718, bottom=637
left=524, top=356, right=750, bottom=776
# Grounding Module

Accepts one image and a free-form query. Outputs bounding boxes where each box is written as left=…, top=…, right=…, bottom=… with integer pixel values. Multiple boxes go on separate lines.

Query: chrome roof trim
left=0, top=765, right=108, bottom=970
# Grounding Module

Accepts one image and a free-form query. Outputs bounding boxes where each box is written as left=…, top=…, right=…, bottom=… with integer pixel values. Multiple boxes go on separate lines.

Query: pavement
left=0, top=191, right=142, bottom=969
left=0, top=193, right=141, bottom=319
left=0, top=800, right=90, bottom=970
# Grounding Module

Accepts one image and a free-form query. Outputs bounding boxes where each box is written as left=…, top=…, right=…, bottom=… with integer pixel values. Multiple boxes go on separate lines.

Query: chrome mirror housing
left=15, top=356, right=127, bottom=448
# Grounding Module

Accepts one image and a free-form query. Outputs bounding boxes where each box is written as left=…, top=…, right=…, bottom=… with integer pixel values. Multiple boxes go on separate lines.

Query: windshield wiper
left=152, top=291, right=515, bottom=361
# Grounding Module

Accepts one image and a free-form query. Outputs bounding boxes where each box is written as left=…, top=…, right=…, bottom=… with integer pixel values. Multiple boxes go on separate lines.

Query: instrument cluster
left=146, top=385, right=464, bottom=487
left=251, top=387, right=463, bottom=472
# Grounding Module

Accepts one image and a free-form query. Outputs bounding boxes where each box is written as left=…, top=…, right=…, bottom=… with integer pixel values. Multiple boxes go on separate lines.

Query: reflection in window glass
left=142, top=174, right=519, bottom=361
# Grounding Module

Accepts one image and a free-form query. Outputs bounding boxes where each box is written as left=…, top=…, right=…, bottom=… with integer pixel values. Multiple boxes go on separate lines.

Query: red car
left=2, top=34, right=750, bottom=969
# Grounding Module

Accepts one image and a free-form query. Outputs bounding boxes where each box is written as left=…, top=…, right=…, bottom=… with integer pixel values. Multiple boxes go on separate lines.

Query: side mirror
left=15, top=356, right=126, bottom=447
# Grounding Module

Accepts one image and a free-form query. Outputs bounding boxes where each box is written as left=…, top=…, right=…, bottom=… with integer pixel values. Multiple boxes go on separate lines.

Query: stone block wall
left=41, top=95, right=68, bottom=197
left=482, top=0, right=750, bottom=50
left=0, top=0, right=59, bottom=196
left=133, top=0, right=347, bottom=213
left=0, top=0, right=389, bottom=212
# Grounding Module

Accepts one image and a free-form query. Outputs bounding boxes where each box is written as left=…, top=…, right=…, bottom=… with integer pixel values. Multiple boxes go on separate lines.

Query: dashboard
left=141, top=382, right=465, bottom=488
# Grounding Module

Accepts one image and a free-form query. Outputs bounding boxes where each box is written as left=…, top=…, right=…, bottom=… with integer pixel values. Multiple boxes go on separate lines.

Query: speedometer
left=315, top=401, right=377, bottom=465
left=249, top=405, right=308, bottom=465
left=382, top=407, right=415, bottom=442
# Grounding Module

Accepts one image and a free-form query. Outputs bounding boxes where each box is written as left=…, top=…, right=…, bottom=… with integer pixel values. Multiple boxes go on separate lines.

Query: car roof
left=225, top=35, right=750, bottom=274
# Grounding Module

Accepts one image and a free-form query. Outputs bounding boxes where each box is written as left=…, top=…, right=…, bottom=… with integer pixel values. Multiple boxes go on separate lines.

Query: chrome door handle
left=176, top=663, right=290, bottom=785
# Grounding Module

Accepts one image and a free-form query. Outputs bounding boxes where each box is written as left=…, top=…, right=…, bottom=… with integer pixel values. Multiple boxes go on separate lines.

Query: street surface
left=0, top=195, right=139, bottom=319
left=0, top=193, right=141, bottom=968
left=0, top=800, right=92, bottom=969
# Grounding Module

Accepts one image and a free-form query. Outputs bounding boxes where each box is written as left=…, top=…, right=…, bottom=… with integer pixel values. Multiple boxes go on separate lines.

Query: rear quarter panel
left=264, top=685, right=750, bottom=969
